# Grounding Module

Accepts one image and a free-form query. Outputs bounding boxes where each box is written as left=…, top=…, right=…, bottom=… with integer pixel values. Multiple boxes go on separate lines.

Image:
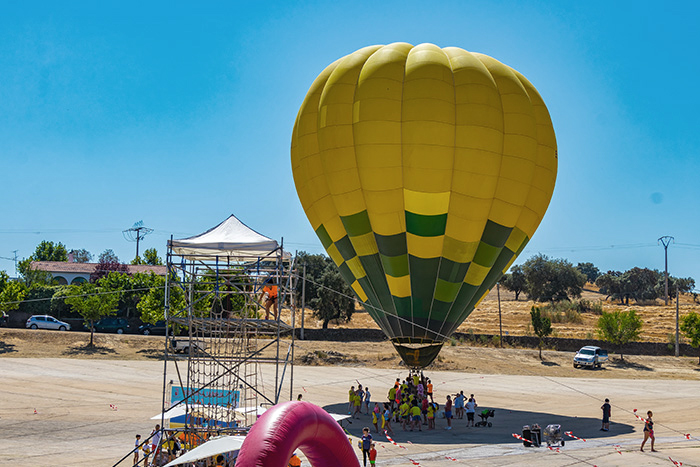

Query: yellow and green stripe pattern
left=291, top=43, right=557, bottom=350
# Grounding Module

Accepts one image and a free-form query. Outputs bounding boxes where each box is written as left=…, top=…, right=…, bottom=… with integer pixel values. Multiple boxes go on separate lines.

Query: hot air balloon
left=291, top=43, right=557, bottom=368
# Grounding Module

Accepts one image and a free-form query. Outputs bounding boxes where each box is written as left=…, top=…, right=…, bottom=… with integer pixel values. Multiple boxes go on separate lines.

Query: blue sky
left=1, top=1, right=699, bottom=288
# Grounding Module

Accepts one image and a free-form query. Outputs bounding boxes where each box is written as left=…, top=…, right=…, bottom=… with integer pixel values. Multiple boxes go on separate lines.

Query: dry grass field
left=299, top=285, right=700, bottom=345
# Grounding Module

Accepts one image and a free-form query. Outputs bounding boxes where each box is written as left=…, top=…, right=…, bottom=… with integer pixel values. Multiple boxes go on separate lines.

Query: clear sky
left=2, top=1, right=699, bottom=288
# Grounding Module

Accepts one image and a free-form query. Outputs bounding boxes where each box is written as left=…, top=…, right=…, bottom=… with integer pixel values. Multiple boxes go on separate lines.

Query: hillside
left=300, top=285, right=700, bottom=345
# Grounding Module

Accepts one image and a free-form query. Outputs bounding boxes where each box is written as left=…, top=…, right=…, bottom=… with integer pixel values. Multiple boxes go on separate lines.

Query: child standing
left=133, top=434, right=141, bottom=466
left=368, top=443, right=377, bottom=466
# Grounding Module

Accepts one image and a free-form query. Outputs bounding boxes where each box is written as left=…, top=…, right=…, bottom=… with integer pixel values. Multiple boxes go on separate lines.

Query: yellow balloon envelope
left=291, top=43, right=557, bottom=367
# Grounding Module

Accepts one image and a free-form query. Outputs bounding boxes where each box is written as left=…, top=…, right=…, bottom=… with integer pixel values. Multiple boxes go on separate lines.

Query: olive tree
left=522, top=254, right=586, bottom=302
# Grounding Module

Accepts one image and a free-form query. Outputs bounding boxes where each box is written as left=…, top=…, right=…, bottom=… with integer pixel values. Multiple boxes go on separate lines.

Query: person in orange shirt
left=426, top=379, right=434, bottom=403
left=289, top=452, right=302, bottom=467
left=261, top=283, right=278, bottom=320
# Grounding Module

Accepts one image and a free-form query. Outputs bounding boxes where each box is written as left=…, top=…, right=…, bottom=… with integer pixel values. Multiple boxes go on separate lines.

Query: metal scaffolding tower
left=158, top=230, right=296, bottom=452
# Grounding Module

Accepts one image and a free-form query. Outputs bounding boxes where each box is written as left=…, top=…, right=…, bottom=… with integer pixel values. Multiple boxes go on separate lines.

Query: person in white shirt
left=465, top=396, right=477, bottom=427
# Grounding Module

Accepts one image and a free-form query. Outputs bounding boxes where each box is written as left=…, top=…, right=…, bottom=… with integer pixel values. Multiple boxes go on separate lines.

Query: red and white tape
left=384, top=430, right=407, bottom=449
left=683, top=433, right=691, bottom=440
left=109, top=404, right=118, bottom=411
left=512, top=433, right=530, bottom=442
left=613, top=444, right=622, bottom=455
left=547, top=446, right=560, bottom=452
left=668, top=457, right=683, bottom=466
left=633, top=409, right=646, bottom=423
left=564, top=431, right=587, bottom=442
left=409, top=460, right=420, bottom=466
left=445, top=456, right=457, bottom=461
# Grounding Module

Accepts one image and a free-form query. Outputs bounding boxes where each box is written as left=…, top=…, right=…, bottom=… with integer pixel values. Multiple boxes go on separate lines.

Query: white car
left=26, top=315, right=71, bottom=331
left=573, top=346, right=608, bottom=368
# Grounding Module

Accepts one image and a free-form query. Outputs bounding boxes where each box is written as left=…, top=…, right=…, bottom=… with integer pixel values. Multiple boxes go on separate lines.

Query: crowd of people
left=348, top=372, right=480, bottom=438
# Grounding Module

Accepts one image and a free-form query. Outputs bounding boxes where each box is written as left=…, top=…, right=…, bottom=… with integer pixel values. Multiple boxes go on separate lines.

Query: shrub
left=540, top=303, right=583, bottom=324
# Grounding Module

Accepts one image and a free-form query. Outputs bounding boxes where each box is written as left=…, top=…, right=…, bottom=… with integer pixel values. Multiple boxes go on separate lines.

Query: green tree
left=17, top=240, right=69, bottom=286
left=70, top=249, right=93, bottom=263
left=33, top=240, right=68, bottom=262
left=143, top=248, right=163, bottom=266
left=657, top=276, right=696, bottom=301
left=499, top=265, right=526, bottom=300
left=576, top=262, right=601, bottom=283
left=293, top=252, right=334, bottom=307
left=17, top=284, right=56, bottom=316
left=310, top=266, right=356, bottom=328
left=596, top=310, right=643, bottom=361
left=595, top=271, right=624, bottom=303
left=97, top=271, right=161, bottom=318
left=136, top=275, right=185, bottom=325
left=530, top=306, right=552, bottom=360
left=621, top=267, right=659, bottom=303
left=0, top=272, right=27, bottom=313
left=680, top=311, right=700, bottom=364
left=64, top=282, right=118, bottom=346
left=522, top=254, right=586, bottom=302
left=98, top=249, right=120, bottom=263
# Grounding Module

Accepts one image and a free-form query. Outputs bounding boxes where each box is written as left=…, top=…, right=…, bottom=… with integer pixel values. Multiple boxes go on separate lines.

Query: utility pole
left=300, top=264, right=306, bottom=340
left=0, top=251, right=19, bottom=277
left=658, top=236, right=674, bottom=306
left=497, top=282, right=503, bottom=347
left=123, top=221, right=154, bottom=260
left=675, top=288, right=680, bottom=357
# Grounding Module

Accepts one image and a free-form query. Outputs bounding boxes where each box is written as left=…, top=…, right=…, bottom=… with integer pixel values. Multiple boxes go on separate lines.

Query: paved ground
left=1, top=359, right=699, bottom=466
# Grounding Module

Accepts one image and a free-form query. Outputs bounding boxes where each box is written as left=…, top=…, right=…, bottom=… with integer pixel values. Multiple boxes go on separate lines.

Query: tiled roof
left=30, top=261, right=167, bottom=275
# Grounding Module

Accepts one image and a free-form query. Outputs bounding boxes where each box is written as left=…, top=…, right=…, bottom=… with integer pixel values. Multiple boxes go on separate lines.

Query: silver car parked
left=26, top=315, right=71, bottom=331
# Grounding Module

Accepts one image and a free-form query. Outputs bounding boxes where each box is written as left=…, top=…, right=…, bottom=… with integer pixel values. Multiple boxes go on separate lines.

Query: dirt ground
left=2, top=326, right=700, bottom=381
left=2, top=289, right=700, bottom=466
left=1, top=357, right=699, bottom=467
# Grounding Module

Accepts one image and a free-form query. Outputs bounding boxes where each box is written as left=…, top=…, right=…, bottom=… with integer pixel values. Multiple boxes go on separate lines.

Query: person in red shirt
left=368, top=443, right=377, bottom=466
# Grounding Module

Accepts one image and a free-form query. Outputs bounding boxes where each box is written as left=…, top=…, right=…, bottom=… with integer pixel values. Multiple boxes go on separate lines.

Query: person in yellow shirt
left=388, top=386, right=396, bottom=410
left=410, top=402, right=423, bottom=431
left=348, top=386, right=355, bottom=414
left=353, top=393, right=362, bottom=419
left=427, top=401, right=436, bottom=430
left=399, top=399, right=410, bottom=431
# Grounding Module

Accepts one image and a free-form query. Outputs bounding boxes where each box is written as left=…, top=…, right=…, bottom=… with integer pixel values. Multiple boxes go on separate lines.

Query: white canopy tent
left=169, top=214, right=286, bottom=260
left=162, top=435, right=245, bottom=467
